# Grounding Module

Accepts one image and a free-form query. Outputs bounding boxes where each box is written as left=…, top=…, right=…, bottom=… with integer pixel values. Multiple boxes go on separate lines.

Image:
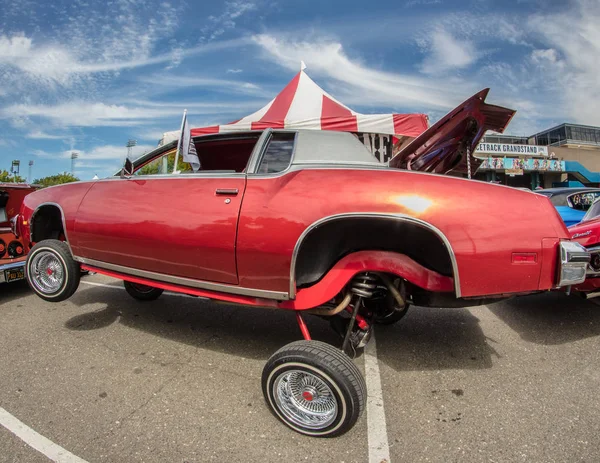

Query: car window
left=569, top=192, right=600, bottom=211
left=582, top=199, right=600, bottom=222
left=257, top=133, right=295, bottom=174
left=134, top=151, right=192, bottom=176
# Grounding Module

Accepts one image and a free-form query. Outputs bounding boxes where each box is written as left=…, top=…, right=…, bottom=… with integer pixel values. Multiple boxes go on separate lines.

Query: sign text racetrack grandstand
left=475, top=143, right=549, bottom=156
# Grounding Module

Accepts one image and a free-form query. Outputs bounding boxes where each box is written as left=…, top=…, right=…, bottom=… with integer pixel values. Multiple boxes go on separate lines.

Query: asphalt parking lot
left=1, top=274, right=600, bottom=463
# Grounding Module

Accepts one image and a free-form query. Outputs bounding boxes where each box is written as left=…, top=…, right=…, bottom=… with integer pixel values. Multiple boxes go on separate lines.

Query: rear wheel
left=25, top=239, right=80, bottom=302
left=124, top=281, right=164, bottom=301
left=262, top=340, right=366, bottom=437
left=364, top=276, right=410, bottom=325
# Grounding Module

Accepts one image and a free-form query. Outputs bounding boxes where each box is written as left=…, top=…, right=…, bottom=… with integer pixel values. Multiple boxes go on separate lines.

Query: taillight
left=7, top=241, right=24, bottom=258
left=10, top=215, right=20, bottom=238
left=591, top=253, right=600, bottom=272
left=0, top=239, right=5, bottom=257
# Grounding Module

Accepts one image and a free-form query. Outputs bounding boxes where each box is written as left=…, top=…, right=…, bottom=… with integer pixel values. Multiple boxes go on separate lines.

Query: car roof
left=133, top=129, right=381, bottom=170
left=537, top=187, right=600, bottom=196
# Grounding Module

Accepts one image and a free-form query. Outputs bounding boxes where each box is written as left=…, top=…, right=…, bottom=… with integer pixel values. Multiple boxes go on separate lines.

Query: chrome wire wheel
left=263, top=341, right=365, bottom=437
left=29, top=251, right=65, bottom=294
left=272, top=369, right=338, bottom=430
left=26, top=240, right=80, bottom=302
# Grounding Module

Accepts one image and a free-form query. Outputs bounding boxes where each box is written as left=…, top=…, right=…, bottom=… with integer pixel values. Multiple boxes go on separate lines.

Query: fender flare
left=30, top=202, right=72, bottom=249
left=289, top=212, right=461, bottom=298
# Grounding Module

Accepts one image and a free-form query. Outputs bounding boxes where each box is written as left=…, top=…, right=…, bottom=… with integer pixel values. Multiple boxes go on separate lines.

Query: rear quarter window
left=256, top=133, right=295, bottom=174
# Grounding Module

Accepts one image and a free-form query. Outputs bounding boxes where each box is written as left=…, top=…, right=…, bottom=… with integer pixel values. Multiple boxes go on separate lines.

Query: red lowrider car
left=18, top=90, right=590, bottom=437
left=0, top=183, right=38, bottom=284
left=568, top=197, right=600, bottom=297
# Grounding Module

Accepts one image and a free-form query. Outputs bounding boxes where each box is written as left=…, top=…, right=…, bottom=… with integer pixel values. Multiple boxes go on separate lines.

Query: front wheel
left=262, top=340, right=366, bottom=437
left=124, top=281, right=164, bottom=301
left=25, top=239, right=80, bottom=302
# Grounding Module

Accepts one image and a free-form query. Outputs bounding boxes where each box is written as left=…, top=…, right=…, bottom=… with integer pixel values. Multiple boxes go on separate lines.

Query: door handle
left=215, top=188, right=239, bottom=196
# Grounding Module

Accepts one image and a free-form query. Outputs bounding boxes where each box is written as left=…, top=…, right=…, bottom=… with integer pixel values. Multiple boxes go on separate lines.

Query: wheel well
left=294, top=217, right=455, bottom=289
left=31, top=205, right=65, bottom=242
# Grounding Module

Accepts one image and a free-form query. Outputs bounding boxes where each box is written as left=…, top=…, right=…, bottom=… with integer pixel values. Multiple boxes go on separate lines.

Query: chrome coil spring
left=350, top=273, right=378, bottom=298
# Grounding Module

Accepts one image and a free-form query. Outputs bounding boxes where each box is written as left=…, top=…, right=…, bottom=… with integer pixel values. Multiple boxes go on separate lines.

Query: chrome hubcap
left=273, top=369, right=338, bottom=430
left=30, top=251, right=65, bottom=294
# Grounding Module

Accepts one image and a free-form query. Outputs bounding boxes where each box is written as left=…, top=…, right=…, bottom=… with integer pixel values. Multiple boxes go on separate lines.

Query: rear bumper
left=557, top=241, right=589, bottom=287
left=0, top=258, right=26, bottom=283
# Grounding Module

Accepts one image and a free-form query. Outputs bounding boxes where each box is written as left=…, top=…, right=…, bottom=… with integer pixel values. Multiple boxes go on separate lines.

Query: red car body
left=18, top=90, right=587, bottom=308
left=568, top=201, right=600, bottom=295
left=0, top=183, right=38, bottom=283
left=17, top=89, right=592, bottom=438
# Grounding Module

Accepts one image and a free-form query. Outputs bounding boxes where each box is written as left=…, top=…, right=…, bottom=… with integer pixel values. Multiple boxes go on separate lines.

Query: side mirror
left=121, top=157, right=134, bottom=178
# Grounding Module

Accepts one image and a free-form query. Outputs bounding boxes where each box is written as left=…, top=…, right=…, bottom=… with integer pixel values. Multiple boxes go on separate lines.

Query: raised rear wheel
left=25, top=239, right=80, bottom=302
left=262, top=340, right=366, bottom=437
left=124, top=281, right=164, bottom=301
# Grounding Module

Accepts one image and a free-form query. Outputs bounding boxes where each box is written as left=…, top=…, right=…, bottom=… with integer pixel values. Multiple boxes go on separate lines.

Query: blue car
left=537, top=187, right=600, bottom=227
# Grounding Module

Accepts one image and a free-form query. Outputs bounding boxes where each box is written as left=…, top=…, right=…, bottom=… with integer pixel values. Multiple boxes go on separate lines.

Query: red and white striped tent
left=161, top=70, right=428, bottom=149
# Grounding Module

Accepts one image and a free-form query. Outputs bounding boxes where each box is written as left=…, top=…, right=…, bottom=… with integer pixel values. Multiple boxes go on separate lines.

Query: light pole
left=28, top=160, right=33, bottom=184
left=126, top=139, right=137, bottom=159
left=71, top=152, right=78, bottom=175
left=11, top=160, right=20, bottom=181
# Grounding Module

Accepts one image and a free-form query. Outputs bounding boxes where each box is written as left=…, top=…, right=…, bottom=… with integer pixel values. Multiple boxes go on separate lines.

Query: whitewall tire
left=25, top=239, right=80, bottom=302
left=262, top=340, right=366, bottom=437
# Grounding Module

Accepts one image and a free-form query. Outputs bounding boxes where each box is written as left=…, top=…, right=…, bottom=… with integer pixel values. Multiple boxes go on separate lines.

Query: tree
left=137, top=151, right=192, bottom=176
left=33, top=172, right=80, bottom=188
left=0, top=170, right=26, bottom=183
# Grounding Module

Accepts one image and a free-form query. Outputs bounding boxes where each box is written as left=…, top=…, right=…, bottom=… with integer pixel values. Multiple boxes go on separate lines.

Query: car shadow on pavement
left=375, top=306, right=498, bottom=372
left=487, top=291, right=600, bottom=345
left=0, top=280, right=31, bottom=306
left=64, top=286, right=341, bottom=361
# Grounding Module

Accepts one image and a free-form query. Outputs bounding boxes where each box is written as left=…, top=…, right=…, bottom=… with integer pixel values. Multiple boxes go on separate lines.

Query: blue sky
left=0, top=0, right=598, bottom=180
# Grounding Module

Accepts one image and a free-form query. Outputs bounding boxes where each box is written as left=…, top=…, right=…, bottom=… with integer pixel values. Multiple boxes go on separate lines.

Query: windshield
left=581, top=198, right=600, bottom=222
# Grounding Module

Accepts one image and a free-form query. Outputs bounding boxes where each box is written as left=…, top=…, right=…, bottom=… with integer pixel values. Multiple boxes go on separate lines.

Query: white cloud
left=27, top=130, right=70, bottom=140
left=1, top=98, right=263, bottom=128
left=70, top=144, right=155, bottom=161
left=405, top=0, right=442, bottom=6
left=419, top=29, right=478, bottom=74
left=31, top=149, right=54, bottom=157
left=0, top=33, right=247, bottom=91
left=202, top=1, right=257, bottom=41
left=527, top=0, right=600, bottom=125
left=253, top=34, right=465, bottom=111
left=227, top=68, right=243, bottom=73
left=139, top=74, right=265, bottom=95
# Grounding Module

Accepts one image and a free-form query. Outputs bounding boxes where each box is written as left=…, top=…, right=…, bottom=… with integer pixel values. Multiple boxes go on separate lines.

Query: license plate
left=5, top=267, right=25, bottom=283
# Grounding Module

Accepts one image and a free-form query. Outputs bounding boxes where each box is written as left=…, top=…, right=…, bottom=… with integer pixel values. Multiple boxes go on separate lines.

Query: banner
left=476, top=143, right=548, bottom=157
left=479, top=157, right=565, bottom=172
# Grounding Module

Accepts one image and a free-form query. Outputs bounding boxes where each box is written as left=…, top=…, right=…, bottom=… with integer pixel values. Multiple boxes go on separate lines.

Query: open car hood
left=389, top=89, right=515, bottom=174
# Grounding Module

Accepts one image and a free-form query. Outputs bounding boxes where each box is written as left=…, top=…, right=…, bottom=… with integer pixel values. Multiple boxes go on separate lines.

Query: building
left=474, top=123, right=600, bottom=189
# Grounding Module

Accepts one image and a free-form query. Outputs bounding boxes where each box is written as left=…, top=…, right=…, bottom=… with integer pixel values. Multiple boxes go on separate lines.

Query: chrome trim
left=0, top=260, right=26, bottom=272
left=74, top=256, right=289, bottom=300
left=289, top=213, right=461, bottom=299
left=245, top=128, right=273, bottom=174
left=215, top=188, right=239, bottom=196
left=585, top=245, right=600, bottom=276
left=98, top=172, right=247, bottom=181
left=557, top=241, right=589, bottom=287
left=247, top=130, right=298, bottom=176
left=30, top=202, right=73, bottom=254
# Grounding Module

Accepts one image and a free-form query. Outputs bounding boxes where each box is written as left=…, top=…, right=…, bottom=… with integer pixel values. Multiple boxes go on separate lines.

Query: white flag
left=178, top=110, right=200, bottom=172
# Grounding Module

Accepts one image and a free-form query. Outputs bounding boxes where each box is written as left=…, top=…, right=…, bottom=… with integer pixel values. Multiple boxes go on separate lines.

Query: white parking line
left=82, top=278, right=389, bottom=459
left=0, top=406, right=88, bottom=463
left=364, top=331, right=391, bottom=463
left=80, top=281, right=122, bottom=289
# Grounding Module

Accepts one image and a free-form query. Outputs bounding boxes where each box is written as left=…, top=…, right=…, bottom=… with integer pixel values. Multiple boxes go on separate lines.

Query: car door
left=73, top=158, right=246, bottom=285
